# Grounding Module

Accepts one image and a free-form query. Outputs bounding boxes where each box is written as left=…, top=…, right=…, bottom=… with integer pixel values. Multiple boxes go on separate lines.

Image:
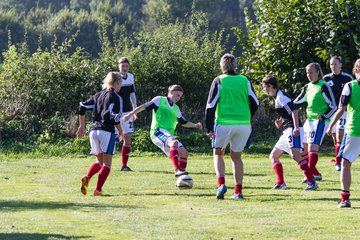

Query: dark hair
left=118, top=57, right=130, bottom=64
left=330, top=55, right=342, bottom=63
left=262, top=75, right=279, bottom=88
left=168, top=84, right=183, bottom=93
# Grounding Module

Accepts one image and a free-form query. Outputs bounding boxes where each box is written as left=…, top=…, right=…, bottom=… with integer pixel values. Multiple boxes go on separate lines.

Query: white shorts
left=274, top=127, right=304, bottom=154
left=151, top=128, right=184, bottom=157
left=89, top=130, right=117, bottom=155
left=338, top=133, right=360, bottom=163
left=212, top=124, right=251, bottom=152
left=303, top=119, right=329, bottom=145
left=330, top=111, right=347, bottom=133
left=115, top=111, right=135, bottom=135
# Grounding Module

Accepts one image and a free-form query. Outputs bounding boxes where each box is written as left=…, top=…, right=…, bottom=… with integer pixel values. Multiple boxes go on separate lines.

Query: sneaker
left=80, top=176, right=89, bottom=195
left=230, top=193, right=244, bottom=200
left=272, top=183, right=287, bottom=190
left=313, top=174, right=322, bottom=181
left=93, top=189, right=102, bottom=196
left=174, top=168, right=188, bottom=177
left=120, top=166, right=133, bottom=172
left=335, top=164, right=341, bottom=171
left=216, top=184, right=227, bottom=199
left=337, top=200, right=351, bottom=208
left=305, top=181, right=318, bottom=191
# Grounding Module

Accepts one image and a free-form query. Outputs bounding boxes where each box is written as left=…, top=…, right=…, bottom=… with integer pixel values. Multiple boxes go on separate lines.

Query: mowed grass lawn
left=1, top=152, right=360, bottom=240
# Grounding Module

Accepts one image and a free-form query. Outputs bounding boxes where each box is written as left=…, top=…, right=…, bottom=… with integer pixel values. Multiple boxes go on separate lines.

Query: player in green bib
left=294, top=63, right=336, bottom=183
left=123, top=85, right=202, bottom=180
left=205, top=53, right=259, bottom=200
left=326, top=59, right=360, bottom=208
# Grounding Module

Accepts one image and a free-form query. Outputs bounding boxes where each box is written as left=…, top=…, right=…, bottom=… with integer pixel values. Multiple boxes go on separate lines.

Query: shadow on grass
left=0, top=233, right=90, bottom=239
left=129, top=192, right=215, bottom=197
left=0, top=200, right=139, bottom=212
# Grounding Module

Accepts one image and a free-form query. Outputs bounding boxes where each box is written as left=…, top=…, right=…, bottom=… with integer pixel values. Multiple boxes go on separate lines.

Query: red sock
left=308, top=151, right=319, bottom=176
left=273, top=162, right=284, bottom=184
left=298, top=159, right=313, bottom=183
left=121, top=145, right=131, bottom=167
left=169, top=147, right=179, bottom=171
left=341, top=190, right=350, bottom=202
left=217, top=174, right=225, bottom=187
left=86, top=162, right=102, bottom=180
left=335, top=142, right=341, bottom=165
left=96, top=165, right=111, bottom=192
left=178, top=157, right=187, bottom=170
left=235, top=184, right=242, bottom=195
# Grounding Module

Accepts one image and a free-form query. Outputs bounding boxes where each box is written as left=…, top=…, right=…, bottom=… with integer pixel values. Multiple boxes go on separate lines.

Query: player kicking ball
left=123, top=84, right=202, bottom=186
left=261, top=75, right=318, bottom=191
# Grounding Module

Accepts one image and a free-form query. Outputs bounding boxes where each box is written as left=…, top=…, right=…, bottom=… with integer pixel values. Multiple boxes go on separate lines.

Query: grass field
left=1, top=152, right=360, bottom=240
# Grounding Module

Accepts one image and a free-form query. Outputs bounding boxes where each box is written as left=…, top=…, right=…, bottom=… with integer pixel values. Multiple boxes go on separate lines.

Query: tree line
left=1, top=0, right=360, bottom=149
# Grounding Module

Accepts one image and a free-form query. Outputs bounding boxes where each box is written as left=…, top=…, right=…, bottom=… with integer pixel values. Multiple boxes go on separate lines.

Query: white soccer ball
left=176, top=175, right=194, bottom=189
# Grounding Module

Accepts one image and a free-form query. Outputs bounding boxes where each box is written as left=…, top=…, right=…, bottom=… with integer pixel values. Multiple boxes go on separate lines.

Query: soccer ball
left=176, top=175, right=193, bottom=189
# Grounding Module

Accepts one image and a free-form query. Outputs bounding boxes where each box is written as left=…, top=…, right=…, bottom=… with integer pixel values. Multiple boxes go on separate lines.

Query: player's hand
left=326, top=127, right=332, bottom=136
left=293, top=127, right=300, bottom=137
left=317, top=114, right=324, bottom=120
left=207, top=131, right=215, bottom=139
left=195, top=122, right=203, bottom=129
left=116, top=133, right=123, bottom=142
left=76, top=126, right=85, bottom=138
left=133, top=114, right=138, bottom=121
left=123, top=113, right=131, bottom=122
left=274, top=118, right=283, bottom=129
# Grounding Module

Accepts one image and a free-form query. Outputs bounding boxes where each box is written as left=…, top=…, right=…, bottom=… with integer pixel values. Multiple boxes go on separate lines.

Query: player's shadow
left=130, top=192, right=215, bottom=197
left=0, top=200, right=139, bottom=212
left=0, top=233, right=90, bottom=240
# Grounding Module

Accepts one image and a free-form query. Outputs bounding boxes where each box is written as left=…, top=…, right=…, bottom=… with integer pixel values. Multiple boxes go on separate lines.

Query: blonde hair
left=168, top=84, right=183, bottom=93
left=220, top=53, right=237, bottom=73
left=102, top=72, right=122, bottom=90
left=306, top=62, right=323, bottom=79
left=352, top=58, right=360, bottom=77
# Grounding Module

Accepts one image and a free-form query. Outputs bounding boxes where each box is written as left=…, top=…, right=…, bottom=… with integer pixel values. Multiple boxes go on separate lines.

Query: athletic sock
left=341, top=190, right=350, bottom=202
left=273, top=162, right=284, bottom=184
left=217, top=174, right=225, bottom=187
left=308, top=151, right=320, bottom=176
left=335, top=142, right=341, bottom=165
left=121, top=145, right=131, bottom=167
left=169, top=147, right=179, bottom=171
left=86, top=161, right=103, bottom=180
left=96, top=164, right=111, bottom=192
left=298, top=159, right=313, bottom=183
left=178, top=157, right=187, bottom=170
left=235, top=184, right=242, bottom=195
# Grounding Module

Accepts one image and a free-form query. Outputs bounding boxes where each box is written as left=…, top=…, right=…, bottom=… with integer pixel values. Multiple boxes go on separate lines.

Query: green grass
left=1, top=152, right=360, bottom=240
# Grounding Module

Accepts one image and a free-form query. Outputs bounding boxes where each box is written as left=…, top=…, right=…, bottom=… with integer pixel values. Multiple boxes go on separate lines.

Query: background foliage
left=1, top=0, right=360, bottom=153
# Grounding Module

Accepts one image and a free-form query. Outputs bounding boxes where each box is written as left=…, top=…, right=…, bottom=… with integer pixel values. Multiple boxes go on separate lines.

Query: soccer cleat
left=216, top=184, right=227, bottom=199
left=305, top=181, right=318, bottom=191
left=174, top=168, right=188, bottom=177
left=120, top=166, right=133, bottom=172
left=80, top=175, right=89, bottom=195
left=313, top=174, right=322, bottom=181
left=337, top=200, right=351, bottom=208
left=329, top=159, right=336, bottom=163
left=230, top=193, right=244, bottom=200
left=93, top=189, right=102, bottom=196
left=335, top=164, right=341, bottom=171
left=272, top=183, right=287, bottom=190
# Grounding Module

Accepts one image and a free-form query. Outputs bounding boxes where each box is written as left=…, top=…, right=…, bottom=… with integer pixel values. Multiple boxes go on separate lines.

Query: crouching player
left=261, top=75, right=318, bottom=191
left=123, top=85, right=202, bottom=179
left=326, top=59, right=360, bottom=208
left=76, top=72, right=123, bottom=196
